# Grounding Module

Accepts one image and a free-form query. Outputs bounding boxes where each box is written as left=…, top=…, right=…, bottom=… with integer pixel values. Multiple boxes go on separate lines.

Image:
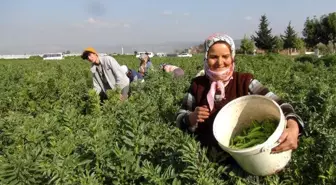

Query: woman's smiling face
left=207, top=42, right=233, bottom=72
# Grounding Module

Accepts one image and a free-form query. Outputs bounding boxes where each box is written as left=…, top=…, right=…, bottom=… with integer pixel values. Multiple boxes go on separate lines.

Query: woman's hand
left=188, top=105, right=210, bottom=126
left=271, top=118, right=300, bottom=153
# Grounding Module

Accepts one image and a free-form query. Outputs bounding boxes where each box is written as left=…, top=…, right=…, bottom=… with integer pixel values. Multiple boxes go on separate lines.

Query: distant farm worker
left=121, top=65, right=144, bottom=83
left=138, top=54, right=150, bottom=77
left=160, top=63, right=185, bottom=78
left=81, top=47, right=130, bottom=101
left=127, top=69, right=144, bottom=83
left=145, top=52, right=154, bottom=71
left=176, top=33, right=306, bottom=154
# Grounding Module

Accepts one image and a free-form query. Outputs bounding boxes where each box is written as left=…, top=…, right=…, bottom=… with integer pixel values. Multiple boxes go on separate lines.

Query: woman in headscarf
left=145, top=52, right=154, bottom=71
left=176, top=33, right=305, bottom=153
left=160, top=63, right=185, bottom=78
left=120, top=65, right=144, bottom=83
left=138, top=54, right=149, bottom=77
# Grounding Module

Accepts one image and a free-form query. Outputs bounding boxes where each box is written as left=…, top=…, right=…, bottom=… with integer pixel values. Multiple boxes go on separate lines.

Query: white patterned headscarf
left=203, top=33, right=236, bottom=111
left=139, top=53, right=148, bottom=61
left=204, top=33, right=236, bottom=81
left=204, top=33, right=235, bottom=62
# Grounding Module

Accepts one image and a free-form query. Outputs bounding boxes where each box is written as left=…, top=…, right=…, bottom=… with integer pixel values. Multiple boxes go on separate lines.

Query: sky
left=0, top=0, right=335, bottom=54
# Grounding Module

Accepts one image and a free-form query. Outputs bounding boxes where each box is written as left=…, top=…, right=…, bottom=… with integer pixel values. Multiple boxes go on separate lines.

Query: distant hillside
left=0, top=40, right=242, bottom=55
left=111, top=41, right=202, bottom=54
left=0, top=41, right=204, bottom=55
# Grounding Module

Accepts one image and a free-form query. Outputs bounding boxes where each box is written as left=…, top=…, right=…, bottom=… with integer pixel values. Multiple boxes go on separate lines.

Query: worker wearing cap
left=81, top=47, right=130, bottom=101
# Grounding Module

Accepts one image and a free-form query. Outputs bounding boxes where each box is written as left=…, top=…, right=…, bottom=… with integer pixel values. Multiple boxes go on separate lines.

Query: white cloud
left=86, top=17, right=110, bottom=26
left=87, top=17, right=97, bottom=24
left=244, top=16, right=252, bottom=21
left=163, top=10, right=173, bottom=15
left=183, top=12, right=190, bottom=16
left=123, top=23, right=131, bottom=28
left=78, top=17, right=131, bottom=28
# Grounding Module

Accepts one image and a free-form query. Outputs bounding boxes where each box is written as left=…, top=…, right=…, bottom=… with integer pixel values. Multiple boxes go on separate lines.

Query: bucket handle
left=260, top=141, right=281, bottom=153
left=261, top=117, right=287, bottom=153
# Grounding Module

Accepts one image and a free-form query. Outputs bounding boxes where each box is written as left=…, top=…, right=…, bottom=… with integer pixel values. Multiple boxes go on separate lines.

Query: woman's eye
left=223, top=55, right=230, bottom=59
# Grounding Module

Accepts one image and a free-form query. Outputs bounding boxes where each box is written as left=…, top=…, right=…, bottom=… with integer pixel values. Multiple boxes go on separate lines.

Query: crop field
left=0, top=54, right=336, bottom=185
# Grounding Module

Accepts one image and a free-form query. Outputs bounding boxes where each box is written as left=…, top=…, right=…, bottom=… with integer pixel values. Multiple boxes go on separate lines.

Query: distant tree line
left=240, top=12, right=336, bottom=55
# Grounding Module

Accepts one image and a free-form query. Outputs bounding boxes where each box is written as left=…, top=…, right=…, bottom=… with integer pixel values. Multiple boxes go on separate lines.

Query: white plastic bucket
left=213, top=95, right=292, bottom=176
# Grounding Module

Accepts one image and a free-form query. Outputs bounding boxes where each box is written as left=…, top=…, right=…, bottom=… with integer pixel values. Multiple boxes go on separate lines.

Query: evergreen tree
left=281, top=21, right=297, bottom=49
left=251, top=14, right=276, bottom=51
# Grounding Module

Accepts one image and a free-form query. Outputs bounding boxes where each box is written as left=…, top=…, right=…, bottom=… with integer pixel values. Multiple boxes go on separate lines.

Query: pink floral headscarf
left=204, top=33, right=236, bottom=111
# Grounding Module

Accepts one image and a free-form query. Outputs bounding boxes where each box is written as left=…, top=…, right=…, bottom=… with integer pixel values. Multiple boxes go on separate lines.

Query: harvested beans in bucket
left=230, top=119, right=278, bottom=149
